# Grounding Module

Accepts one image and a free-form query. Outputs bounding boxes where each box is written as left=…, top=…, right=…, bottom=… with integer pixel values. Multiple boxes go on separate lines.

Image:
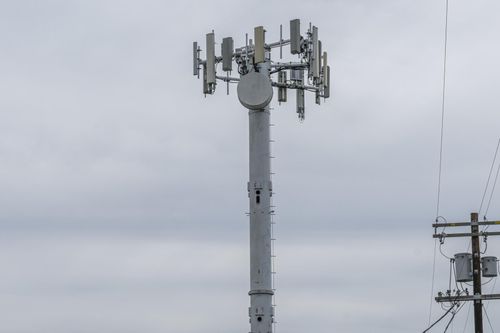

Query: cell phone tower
left=192, top=19, right=331, bottom=333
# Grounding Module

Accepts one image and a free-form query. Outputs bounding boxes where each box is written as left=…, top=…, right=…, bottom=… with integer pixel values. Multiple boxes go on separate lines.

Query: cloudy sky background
left=1, top=0, right=500, bottom=332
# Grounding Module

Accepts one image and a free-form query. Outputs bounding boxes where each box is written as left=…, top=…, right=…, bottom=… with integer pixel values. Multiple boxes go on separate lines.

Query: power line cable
left=429, top=239, right=438, bottom=325
left=484, top=152, right=500, bottom=220
left=479, top=138, right=500, bottom=216
left=444, top=312, right=456, bottom=333
left=429, top=0, right=450, bottom=324
left=481, top=236, right=488, bottom=254
left=444, top=302, right=466, bottom=332
left=461, top=302, right=472, bottom=333
left=482, top=304, right=495, bottom=333
left=423, top=301, right=457, bottom=333
left=436, top=0, right=449, bottom=219
left=486, top=267, right=497, bottom=311
left=440, top=241, right=453, bottom=260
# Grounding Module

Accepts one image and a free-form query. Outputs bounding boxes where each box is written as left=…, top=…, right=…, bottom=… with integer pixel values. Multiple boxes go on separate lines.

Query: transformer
left=482, top=256, right=498, bottom=278
left=454, top=253, right=473, bottom=282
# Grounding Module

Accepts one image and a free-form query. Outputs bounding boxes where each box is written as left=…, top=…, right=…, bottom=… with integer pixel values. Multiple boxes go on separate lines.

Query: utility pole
left=433, top=214, right=500, bottom=332
left=192, top=20, right=331, bottom=333
left=470, top=212, right=483, bottom=333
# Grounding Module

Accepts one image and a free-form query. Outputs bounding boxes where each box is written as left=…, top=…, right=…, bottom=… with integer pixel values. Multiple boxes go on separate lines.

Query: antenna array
left=193, top=19, right=331, bottom=120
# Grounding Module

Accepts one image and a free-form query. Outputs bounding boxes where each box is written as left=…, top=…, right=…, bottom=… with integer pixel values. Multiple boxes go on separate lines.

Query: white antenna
left=221, top=37, right=234, bottom=72
left=279, top=24, right=283, bottom=59
left=311, top=26, right=320, bottom=79
left=205, top=32, right=216, bottom=89
left=254, top=26, right=265, bottom=64
left=192, top=42, right=199, bottom=76
left=290, top=19, right=301, bottom=55
left=192, top=19, right=333, bottom=333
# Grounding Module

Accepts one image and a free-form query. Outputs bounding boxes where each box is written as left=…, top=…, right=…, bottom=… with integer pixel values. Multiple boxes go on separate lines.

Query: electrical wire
left=435, top=0, right=449, bottom=220
left=485, top=268, right=497, bottom=311
left=436, top=215, right=449, bottom=235
left=479, top=138, right=500, bottom=216
left=429, top=239, right=438, bottom=325
left=482, top=277, right=495, bottom=286
left=441, top=302, right=452, bottom=311
left=461, top=302, right=472, bottom=333
left=483, top=217, right=492, bottom=233
left=423, top=301, right=457, bottom=333
left=429, top=0, right=450, bottom=326
left=431, top=217, right=451, bottom=325
left=440, top=242, right=453, bottom=260
left=460, top=281, right=473, bottom=288
left=444, top=302, right=466, bottom=332
left=481, top=236, right=488, bottom=254
left=483, top=304, right=495, bottom=333
left=443, top=312, right=456, bottom=333
left=484, top=155, right=500, bottom=221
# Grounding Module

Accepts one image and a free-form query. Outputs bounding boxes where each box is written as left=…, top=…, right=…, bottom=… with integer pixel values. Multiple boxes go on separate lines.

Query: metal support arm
left=433, top=231, right=500, bottom=239
left=435, top=294, right=500, bottom=303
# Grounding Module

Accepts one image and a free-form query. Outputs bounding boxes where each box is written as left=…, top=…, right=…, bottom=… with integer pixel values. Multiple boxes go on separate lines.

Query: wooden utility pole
left=432, top=214, right=500, bottom=332
left=470, top=212, right=483, bottom=333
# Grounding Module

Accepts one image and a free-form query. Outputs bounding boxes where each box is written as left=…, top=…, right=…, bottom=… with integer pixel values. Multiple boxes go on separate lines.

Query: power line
left=440, top=240, right=453, bottom=260
left=444, top=302, right=466, bottom=332
left=479, top=138, right=500, bottom=216
left=486, top=272, right=498, bottom=310
left=484, top=151, right=500, bottom=219
left=461, top=302, right=472, bottom=333
left=444, top=311, right=456, bottom=332
left=435, top=0, right=449, bottom=219
left=429, top=239, right=438, bottom=326
left=429, top=0, right=450, bottom=325
left=482, top=304, right=495, bottom=333
left=423, top=301, right=457, bottom=333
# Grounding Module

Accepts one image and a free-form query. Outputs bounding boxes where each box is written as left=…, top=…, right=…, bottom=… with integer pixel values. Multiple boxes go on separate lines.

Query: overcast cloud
left=1, top=0, right=500, bottom=332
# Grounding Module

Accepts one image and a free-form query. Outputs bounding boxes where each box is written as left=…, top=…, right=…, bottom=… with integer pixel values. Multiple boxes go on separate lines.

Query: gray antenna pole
left=248, top=59, right=274, bottom=333
left=192, top=19, right=332, bottom=333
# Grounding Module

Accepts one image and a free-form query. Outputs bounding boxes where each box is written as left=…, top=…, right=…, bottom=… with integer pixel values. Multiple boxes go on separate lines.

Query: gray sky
left=1, top=0, right=500, bottom=332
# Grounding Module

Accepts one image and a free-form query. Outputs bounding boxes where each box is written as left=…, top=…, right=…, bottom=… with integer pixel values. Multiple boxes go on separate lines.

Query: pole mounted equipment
left=192, top=18, right=331, bottom=120
left=192, top=19, right=332, bottom=333
left=432, top=214, right=500, bottom=332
